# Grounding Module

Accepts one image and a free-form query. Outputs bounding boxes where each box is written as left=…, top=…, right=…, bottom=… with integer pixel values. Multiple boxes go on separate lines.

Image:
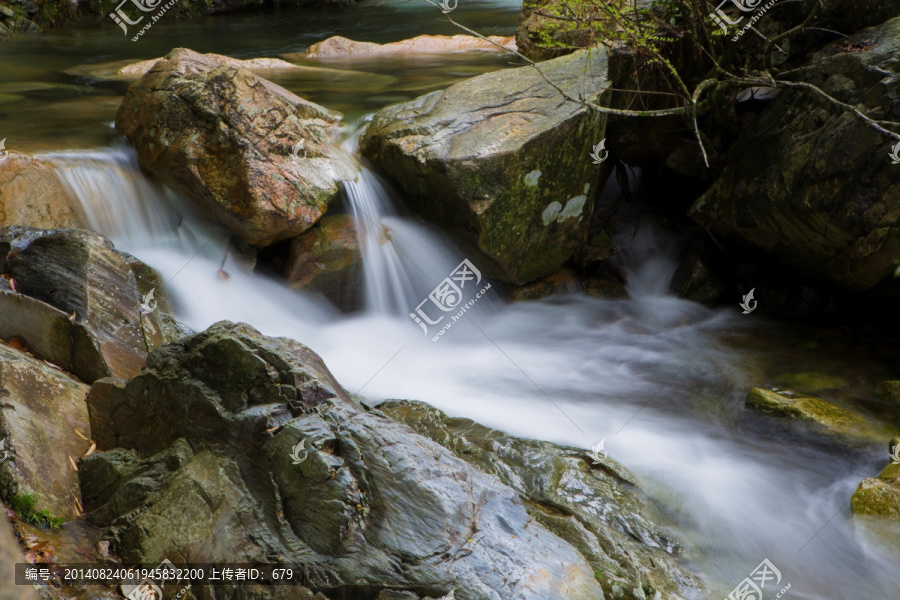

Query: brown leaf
left=68, top=455, right=79, bottom=472
left=8, top=337, right=28, bottom=353
left=81, top=441, right=96, bottom=459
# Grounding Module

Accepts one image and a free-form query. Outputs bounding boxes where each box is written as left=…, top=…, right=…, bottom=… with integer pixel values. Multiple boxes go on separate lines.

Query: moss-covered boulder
left=283, top=214, right=361, bottom=311
left=745, top=387, right=883, bottom=441
left=689, top=18, right=900, bottom=291
left=361, top=49, right=612, bottom=284
left=851, top=461, right=900, bottom=521
left=82, top=321, right=608, bottom=599
left=377, top=400, right=701, bottom=600
left=116, top=48, right=357, bottom=247
left=0, top=342, right=90, bottom=522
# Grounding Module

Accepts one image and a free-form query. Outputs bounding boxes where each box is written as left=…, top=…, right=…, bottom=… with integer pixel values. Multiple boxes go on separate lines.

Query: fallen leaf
left=72, top=429, right=89, bottom=441
left=8, top=337, right=28, bottom=353
left=68, top=455, right=78, bottom=472
left=217, top=269, right=231, bottom=281
left=81, top=441, right=96, bottom=459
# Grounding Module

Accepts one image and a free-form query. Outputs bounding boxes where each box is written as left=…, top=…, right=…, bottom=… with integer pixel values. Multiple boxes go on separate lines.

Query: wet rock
left=361, top=49, right=613, bottom=284
left=850, top=461, right=900, bottom=521
left=508, top=266, right=580, bottom=301
left=689, top=18, right=900, bottom=291
left=582, top=278, right=628, bottom=300
left=745, top=387, right=883, bottom=441
left=65, top=54, right=395, bottom=86
left=672, top=252, right=725, bottom=304
left=0, top=519, right=39, bottom=600
left=0, top=153, right=82, bottom=229
left=0, top=342, right=91, bottom=522
left=85, top=321, right=606, bottom=599
left=875, top=381, right=900, bottom=405
left=0, top=227, right=176, bottom=382
left=377, top=400, right=702, bottom=600
left=293, top=34, right=516, bottom=59
left=116, top=48, right=357, bottom=247
left=283, top=214, right=362, bottom=311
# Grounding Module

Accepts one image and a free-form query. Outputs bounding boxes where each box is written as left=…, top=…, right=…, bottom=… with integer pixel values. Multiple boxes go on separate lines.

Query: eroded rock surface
left=82, top=322, right=607, bottom=600
left=116, top=48, right=357, bottom=247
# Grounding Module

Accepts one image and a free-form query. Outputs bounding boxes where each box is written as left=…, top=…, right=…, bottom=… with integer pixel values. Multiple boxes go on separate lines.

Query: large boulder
left=689, top=18, right=900, bottom=291
left=0, top=342, right=91, bottom=522
left=116, top=48, right=357, bottom=247
left=0, top=227, right=178, bottom=382
left=0, top=519, right=39, bottom=600
left=360, top=49, right=613, bottom=284
left=851, top=461, right=900, bottom=521
left=83, top=321, right=608, bottom=599
left=377, top=400, right=701, bottom=600
left=0, top=153, right=81, bottom=229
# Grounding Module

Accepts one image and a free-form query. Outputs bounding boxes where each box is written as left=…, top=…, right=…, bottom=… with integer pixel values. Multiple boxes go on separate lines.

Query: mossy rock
left=745, top=387, right=881, bottom=441
left=851, top=462, right=900, bottom=520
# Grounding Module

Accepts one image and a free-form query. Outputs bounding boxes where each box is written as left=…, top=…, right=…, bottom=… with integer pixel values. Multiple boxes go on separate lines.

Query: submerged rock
left=361, top=49, right=613, bottom=284
left=116, top=48, right=357, bottom=247
left=689, top=18, right=900, bottom=291
left=0, top=342, right=91, bottom=522
left=283, top=214, right=362, bottom=311
left=377, top=400, right=700, bottom=600
left=83, top=321, right=607, bottom=599
left=293, top=34, right=517, bottom=59
left=0, top=152, right=82, bottom=229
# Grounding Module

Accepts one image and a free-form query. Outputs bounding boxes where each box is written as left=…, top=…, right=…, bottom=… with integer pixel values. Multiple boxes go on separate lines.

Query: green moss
left=11, top=493, right=66, bottom=530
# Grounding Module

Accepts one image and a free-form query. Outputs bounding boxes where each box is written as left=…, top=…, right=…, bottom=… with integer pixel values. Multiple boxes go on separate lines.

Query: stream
left=3, top=2, right=900, bottom=599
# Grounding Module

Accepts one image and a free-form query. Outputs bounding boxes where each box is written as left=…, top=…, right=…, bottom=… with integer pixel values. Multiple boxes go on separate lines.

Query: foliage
left=12, top=493, right=65, bottom=531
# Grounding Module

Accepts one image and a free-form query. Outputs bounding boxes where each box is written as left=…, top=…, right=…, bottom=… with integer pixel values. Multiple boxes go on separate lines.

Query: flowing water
left=4, top=2, right=900, bottom=599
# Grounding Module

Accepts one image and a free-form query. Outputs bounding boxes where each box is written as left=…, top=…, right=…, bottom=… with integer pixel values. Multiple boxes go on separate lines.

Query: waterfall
left=39, top=145, right=900, bottom=600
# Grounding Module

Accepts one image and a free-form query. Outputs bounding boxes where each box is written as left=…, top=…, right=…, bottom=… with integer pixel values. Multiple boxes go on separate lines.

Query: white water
left=43, top=147, right=899, bottom=600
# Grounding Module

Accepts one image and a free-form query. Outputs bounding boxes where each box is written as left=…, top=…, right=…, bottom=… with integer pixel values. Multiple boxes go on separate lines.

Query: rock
left=0, top=153, right=82, bottom=229
left=582, top=278, right=628, bottom=299
left=1, top=227, right=175, bottom=382
left=515, top=0, right=584, bottom=61
left=875, top=381, right=900, bottom=405
left=116, top=47, right=357, bottom=247
left=292, top=34, right=517, bottom=59
left=0, top=342, right=91, bottom=522
left=689, top=18, right=900, bottom=291
left=377, top=400, right=701, bottom=600
left=671, top=252, right=725, bottom=303
left=0, top=4, right=15, bottom=18
left=0, top=519, right=40, bottom=600
left=64, top=54, right=395, bottom=86
left=84, top=321, right=606, bottom=599
left=773, top=372, right=847, bottom=393
left=508, top=266, right=580, bottom=301
left=361, top=49, right=613, bottom=284
left=745, top=387, right=883, bottom=441
left=850, top=462, right=900, bottom=521
left=283, top=214, right=362, bottom=311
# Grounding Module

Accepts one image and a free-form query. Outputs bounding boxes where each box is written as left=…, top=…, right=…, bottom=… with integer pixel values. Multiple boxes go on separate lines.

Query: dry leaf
left=68, top=455, right=78, bottom=472
left=8, top=337, right=28, bottom=353
left=81, top=442, right=96, bottom=459
left=72, top=429, right=89, bottom=441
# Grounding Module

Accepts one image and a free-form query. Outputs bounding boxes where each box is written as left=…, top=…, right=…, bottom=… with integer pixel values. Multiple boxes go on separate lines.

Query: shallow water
left=4, top=2, right=900, bottom=599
